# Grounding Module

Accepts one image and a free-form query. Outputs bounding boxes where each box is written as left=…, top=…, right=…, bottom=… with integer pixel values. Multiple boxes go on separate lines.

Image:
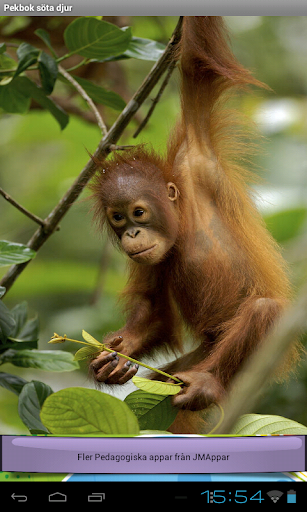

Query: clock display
left=201, top=490, right=265, bottom=504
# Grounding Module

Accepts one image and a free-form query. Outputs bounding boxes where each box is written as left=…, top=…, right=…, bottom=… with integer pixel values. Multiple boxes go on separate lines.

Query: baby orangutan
left=89, top=17, right=292, bottom=433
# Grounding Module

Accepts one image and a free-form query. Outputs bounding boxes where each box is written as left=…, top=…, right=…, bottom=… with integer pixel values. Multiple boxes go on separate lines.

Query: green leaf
left=0, top=301, right=16, bottom=343
left=0, top=299, right=38, bottom=347
left=0, top=339, right=38, bottom=354
left=6, top=301, right=39, bottom=345
left=0, top=298, right=38, bottom=348
left=0, top=338, right=38, bottom=354
left=15, top=315, right=39, bottom=342
left=12, top=76, right=69, bottom=130
left=125, top=390, right=178, bottom=431
left=139, top=430, right=174, bottom=435
left=71, top=75, right=126, bottom=111
left=64, top=17, right=132, bottom=60
left=9, top=301, right=28, bottom=337
left=132, top=376, right=182, bottom=395
left=74, top=345, right=101, bottom=361
left=0, top=371, right=27, bottom=395
left=16, top=42, right=38, bottom=61
left=0, top=52, right=16, bottom=72
left=0, top=240, right=36, bottom=266
left=0, top=48, right=16, bottom=85
left=18, top=380, right=53, bottom=434
left=0, top=76, right=68, bottom=127
left=40, top=387, right=140, bottom=435
left=125, top=36, right=165, bottom=61
left=0, top=43, right=6, bottom=55
left=0, top=287, right=5, bottom=298
left=101, top=35, right=166, bottom=63
left=230, top=414, right=307, bottom=435
left=15, top=43, right=39, bottom=77
left=0, top=349, right=79, bottom=372
left=34, top=28, right=57, bottom=57
left=0, top=76, right=31, bottom=113
left=38, top=51, right=58, bottom=94
left=264, top=207, right=307, bottom=244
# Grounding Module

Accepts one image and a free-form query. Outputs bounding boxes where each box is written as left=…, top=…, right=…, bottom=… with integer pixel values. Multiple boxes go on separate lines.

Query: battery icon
left=287, top=490, right=296, bottom=503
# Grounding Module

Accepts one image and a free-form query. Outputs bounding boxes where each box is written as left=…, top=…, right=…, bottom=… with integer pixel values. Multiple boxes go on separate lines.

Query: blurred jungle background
left=0, top=16, right=306, bottom=434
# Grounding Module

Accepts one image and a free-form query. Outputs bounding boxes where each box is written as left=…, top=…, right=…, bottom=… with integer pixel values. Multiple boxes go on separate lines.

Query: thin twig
left=0, top=17, right=183, bottom=295
left=4, top=43, right=19, bottom=48
left=133, top=59, right=177, bottom=138
left=109, top=144, right=135, bottom=151
left=49, top=332, right=184, bottom=384
left=0, top=187, right=46, bottom=228
left=89, top=237, right=112, bottom=305
left=59, top=65, right=108, bottom=137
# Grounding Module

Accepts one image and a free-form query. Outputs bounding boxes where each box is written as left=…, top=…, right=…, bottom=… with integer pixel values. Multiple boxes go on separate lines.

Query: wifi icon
left=267, top=490, right=284, bottom=503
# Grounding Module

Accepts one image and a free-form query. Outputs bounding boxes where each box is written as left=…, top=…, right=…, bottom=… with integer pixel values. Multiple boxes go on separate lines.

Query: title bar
left=1, top=1, right=307, bottom=16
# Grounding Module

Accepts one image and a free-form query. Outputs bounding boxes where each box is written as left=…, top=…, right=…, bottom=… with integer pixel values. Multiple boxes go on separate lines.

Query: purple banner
left=1, top=435, right=305, bottom=474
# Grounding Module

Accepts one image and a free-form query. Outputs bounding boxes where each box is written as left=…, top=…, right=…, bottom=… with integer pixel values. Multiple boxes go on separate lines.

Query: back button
left=11, top=493, right=27, bottom=502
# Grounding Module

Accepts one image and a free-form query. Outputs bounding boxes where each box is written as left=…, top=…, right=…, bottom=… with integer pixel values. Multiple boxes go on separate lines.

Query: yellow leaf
left=74, top=346, right=102, bottom=361
left=132, top=376, right=182, bottom=395
left=82, top=330, right=103, bottom=347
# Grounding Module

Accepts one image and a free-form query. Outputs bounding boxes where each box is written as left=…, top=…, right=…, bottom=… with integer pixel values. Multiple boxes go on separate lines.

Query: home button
left=48, top=492, right=67, bottom=502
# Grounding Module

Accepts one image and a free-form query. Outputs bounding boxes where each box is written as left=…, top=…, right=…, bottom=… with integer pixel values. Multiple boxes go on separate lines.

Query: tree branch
left=0, top=187, right=46, bottom=228
left=58, top=65, right=108, bottom=137
left=133, top=59, right=177, bottom=138
left=0, top=16, right=183, bottom=295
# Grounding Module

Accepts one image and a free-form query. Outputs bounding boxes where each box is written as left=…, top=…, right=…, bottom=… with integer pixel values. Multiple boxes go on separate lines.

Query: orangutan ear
left=167, top=182, right=179, bottom=202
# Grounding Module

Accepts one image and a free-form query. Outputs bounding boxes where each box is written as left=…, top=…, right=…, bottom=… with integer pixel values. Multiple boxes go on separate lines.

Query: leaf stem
left=65, top=58, right=89, bottom=72
left=103, top=347, right=183, bottom=384
left=49, top=333, right=183, bottom=384
left=207, top=403, right=225, bottom=435
left=56, top=52, right=75, bottom=64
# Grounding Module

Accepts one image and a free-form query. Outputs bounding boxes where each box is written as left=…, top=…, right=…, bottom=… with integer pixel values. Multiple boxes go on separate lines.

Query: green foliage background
left=0, top=16, right=307, bottom=434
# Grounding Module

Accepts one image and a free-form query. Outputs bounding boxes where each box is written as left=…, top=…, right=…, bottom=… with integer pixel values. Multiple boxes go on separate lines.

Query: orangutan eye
left=133, top=208, right=145, bottom=217
left=113, top=213, right=124, bottom=222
